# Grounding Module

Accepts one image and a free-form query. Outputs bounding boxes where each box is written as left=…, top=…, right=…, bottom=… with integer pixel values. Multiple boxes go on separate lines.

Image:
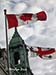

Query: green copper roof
left=9, top=27, right=23, bottom=48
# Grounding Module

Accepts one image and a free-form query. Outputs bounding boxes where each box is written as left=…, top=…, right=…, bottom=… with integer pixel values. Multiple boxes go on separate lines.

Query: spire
left=15, top=27, right=17, bottom=33
left=9, top=27, right=22, bottom=48
left=14, top=27, right=20, bottom=37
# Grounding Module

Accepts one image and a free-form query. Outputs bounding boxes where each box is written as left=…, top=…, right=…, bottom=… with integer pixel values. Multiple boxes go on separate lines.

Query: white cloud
left=13, top=2, right=27, bottom=13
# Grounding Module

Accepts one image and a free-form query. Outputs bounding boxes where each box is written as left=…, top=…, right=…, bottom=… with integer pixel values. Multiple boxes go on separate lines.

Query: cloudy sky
left=0, top=0, right=56, bottom=49
left=0, top=0, right=56, bottom=75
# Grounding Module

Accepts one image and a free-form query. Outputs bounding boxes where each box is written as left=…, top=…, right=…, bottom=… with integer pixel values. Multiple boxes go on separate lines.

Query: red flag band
left=6, top=15, right=18, bottom=29
left=36, top=11, right=47, bottom=21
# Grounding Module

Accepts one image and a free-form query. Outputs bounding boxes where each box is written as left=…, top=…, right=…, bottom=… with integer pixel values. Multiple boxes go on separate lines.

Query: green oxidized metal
left=9, top=27, right=33, bottom=75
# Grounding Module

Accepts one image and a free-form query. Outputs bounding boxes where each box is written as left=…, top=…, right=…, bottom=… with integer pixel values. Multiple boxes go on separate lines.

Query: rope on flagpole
left=4, top=9, right=11, bottom=75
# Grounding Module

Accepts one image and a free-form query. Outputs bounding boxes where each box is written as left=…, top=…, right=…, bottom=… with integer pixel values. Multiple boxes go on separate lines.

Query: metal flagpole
left=4, top=9, right=11, bottom=75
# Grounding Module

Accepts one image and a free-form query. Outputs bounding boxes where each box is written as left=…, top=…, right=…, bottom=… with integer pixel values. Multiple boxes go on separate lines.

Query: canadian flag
left=6, top=11, right=47, bottom=29
left=30, top=47, right=56, bottom=59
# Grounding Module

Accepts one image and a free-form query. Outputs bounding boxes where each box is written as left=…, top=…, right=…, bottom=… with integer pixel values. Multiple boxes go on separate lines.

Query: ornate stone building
left=9, top=27, right=33, bottom=75
left=0, top=27, right=33, bottom=75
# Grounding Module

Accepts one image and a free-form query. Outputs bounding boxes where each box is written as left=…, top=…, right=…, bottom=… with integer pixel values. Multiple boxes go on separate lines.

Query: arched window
left=14, top=52, right=20, bottom=65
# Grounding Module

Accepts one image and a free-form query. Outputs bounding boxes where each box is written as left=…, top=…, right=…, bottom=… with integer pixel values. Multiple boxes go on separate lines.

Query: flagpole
left=4, top=9, right=11, bottom=75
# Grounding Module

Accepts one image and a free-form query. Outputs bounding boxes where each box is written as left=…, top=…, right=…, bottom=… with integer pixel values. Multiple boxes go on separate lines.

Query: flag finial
left=4, top=9, right=7, bottom=15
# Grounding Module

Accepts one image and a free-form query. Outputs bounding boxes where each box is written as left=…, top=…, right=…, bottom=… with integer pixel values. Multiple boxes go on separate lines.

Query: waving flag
left=6, top=11, right=47, bottom=29
left=30, top=47, right=56, bottom=59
